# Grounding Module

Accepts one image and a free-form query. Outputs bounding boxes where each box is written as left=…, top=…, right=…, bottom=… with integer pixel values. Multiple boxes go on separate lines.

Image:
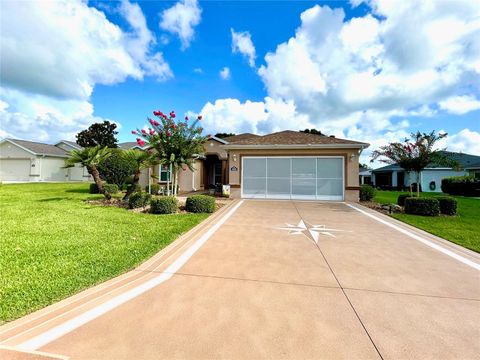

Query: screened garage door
left=242, top=157, right=344, bottom=200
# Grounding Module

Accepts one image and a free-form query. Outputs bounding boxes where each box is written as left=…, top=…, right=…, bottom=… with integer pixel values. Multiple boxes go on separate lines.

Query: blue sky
left=1, top=0, right=479, bottom=163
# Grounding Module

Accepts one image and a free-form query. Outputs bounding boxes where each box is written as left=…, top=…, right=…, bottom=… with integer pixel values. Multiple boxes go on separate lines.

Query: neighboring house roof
left=222, top=130, right=369, bottom=148
left=55, top=140, right=82, bottom=150
left=465, top=161, right=480, bottom=170
left=207, top=135, right=229, bottom=144
left=118, top=142, right=142, bottom=150
left=372, top=151, right=480, bottom=172
left=2, top=138, right=69, bottom=157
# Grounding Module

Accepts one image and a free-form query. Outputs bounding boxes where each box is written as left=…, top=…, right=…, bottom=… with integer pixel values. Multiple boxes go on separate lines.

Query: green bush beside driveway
left=374, top=190, right=479, bottom=253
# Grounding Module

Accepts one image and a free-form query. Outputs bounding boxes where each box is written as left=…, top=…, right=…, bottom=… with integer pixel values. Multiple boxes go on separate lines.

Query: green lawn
left=374, top=190, right=480, bottom=253
left=0, top=183, right=208, bottom=323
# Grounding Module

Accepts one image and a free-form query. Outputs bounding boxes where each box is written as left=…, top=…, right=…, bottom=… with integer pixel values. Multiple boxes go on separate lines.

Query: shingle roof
left=7, top=139, right=69, bottom=156
left=58, top=140, right=81, bottom=149
left=118, top=142, right=140, bottom=150
left=223, top=133, right=259, bottom=143
left=224, top=130, right=368, bottom=146
left=372, top=151, right=480, bottom=172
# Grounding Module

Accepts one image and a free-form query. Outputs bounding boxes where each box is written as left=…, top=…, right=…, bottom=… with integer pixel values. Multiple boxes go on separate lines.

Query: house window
left=160, top=165, right=171, bottom=182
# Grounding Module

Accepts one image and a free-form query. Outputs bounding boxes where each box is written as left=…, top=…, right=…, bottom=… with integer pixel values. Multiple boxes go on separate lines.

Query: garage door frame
left=241, top=156, right=345, bottom=201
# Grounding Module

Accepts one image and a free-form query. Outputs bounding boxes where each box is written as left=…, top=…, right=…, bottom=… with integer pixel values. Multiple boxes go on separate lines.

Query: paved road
left=1, top=200, right=479, bottom=359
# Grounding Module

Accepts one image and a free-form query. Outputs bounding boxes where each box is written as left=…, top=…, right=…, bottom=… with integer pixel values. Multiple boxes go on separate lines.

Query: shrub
left=186, top=195, right=215, bottom=213
left=441, top=176, right=480, bottom=197
left=128, top=192, right=151, bottom=209
left=150, top=196, right=178, bottom=214
left=103, top=183, right=119, bottom=194
left=397, top=194, right=412, bottom=206
left=89, top=183, right=100, bottom=194
left=127, top=183, right=142, bottom=194
left=404, top=198, right=440, bottom=216
left=146, top=184, right=161, bottom=195
left=359, top=185, right=376, bottom=201
left=97, top=150, right=136, bottom=188
left=436, top=196, right=458, bottom=216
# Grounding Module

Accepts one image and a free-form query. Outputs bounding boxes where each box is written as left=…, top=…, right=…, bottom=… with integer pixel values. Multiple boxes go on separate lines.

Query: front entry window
left=160, top=165, right=171, bottom=182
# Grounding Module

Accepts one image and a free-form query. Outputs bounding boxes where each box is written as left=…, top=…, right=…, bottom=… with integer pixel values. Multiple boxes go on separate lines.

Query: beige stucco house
left=135, top=131, right=369, bottom=202
left=0, top=139, right=90, bottom=182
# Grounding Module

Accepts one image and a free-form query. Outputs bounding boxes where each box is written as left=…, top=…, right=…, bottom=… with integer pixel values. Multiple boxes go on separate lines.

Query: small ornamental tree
left=371, top=131, right=458, bottom=197
left=122, top=149, right=159, bottom=200
left=132, top=110, right=207, bottom=196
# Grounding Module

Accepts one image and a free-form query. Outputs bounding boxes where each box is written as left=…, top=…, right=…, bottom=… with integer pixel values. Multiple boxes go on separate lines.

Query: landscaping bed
left=0, top=183, right=210, bottom=323
left=369, top=190, right=479, bottom=253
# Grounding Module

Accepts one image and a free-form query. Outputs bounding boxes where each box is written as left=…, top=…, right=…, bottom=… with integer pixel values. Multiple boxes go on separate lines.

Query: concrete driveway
left=1, top=200, right=479, bottom=359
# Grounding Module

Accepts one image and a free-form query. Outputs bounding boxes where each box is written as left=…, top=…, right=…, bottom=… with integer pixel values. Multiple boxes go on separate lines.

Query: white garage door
left=242, top=156, right=344, bottom=200
left=0, top=159, right=31, bottom=181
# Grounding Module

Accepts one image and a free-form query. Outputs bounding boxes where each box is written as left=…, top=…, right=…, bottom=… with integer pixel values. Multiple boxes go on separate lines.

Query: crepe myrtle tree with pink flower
left=371, top=131, right=458, bottom=197
left=132, top=110, right=207, bottom=196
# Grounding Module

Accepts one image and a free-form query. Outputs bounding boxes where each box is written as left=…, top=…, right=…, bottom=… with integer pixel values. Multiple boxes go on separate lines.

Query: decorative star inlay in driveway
left=277, top=220, right=347, bottom=243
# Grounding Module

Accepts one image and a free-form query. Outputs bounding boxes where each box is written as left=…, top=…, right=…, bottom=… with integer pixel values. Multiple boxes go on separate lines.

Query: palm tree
left=122, top=149, right=159, bottom=200
left=65, top=146, right=113, bottom=199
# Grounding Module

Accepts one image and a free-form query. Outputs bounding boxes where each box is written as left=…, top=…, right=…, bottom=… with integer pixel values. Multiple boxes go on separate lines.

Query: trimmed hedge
left=186, top=195, right=215, bottom=213
left=146, top=184, right=161, bottom=195
left=150, top=196, right=178, bottom=214
left=89, top=183, right=100, bottom=194
left=436, top=196, right=458, bottom=216
left=359, top=185, right=376, bottom=202
left=404, top=197, right=440, bottom=216
left=128, top=192, right=151, bottom=209
left=397, top=194, right=412, bottom=206
left=441, top=176, right=480, bottom=197
left=103, top=183, right=119, bottom=194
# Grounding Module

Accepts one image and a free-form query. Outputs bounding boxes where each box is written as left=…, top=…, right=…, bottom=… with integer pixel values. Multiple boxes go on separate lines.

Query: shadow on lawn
left=65, top=188, right=91, bottom=194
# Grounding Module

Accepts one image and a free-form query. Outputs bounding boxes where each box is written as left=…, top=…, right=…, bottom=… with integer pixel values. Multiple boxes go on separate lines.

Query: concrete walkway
left=1, top=200, right=479, bottom=359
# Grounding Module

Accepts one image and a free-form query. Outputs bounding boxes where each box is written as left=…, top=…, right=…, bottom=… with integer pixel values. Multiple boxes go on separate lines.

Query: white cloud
left=193, top=68, right=203, bottom=74
left=438, top=95, right=480, bottom=115
left=231, top=29, right=256, bottom=67
left=259, top=1, right=480, bottom=119
left=0, top=0, right=171, bottom=101
left=199, top=97, right=312, bottom=135
left=0, top=0, right=169, bottom=142
left=440, top=129, right=480, bottom=155
left=219, top=67, right=231, bottom=80
left=0, top=89, right=114, bottom=142
left=159, top=0, right=202, bottom=50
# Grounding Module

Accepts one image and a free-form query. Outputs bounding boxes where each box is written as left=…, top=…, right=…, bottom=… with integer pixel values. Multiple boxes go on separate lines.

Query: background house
left=0, top=139, right=90, bottom=182
left=371, top=151, right=480, bottom=192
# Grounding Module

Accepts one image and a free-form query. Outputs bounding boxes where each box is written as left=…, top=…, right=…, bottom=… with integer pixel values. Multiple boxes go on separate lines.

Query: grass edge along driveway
left=0, top=183, right=208, bottom=323
left=374, top=190, right=479, bottom=253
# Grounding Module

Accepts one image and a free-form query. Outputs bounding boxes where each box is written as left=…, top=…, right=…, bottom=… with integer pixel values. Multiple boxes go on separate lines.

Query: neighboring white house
left=0, top=138, right=90, bottom=182
left=371, top=151, right=480, bottom=192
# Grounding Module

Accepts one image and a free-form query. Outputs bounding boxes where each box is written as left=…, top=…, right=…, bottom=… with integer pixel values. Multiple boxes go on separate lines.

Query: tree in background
left=371, top=131, right=457, bottom=197
left=76, top=121, right=119, bottom=148
left=122, top=149, right=159, bottom=200
left=133, top=111, right=207, bottom=196
left=64, top=146, right=113, bottom=199
left=97, top=149, right=136, bottom=188
left=301, top=128, right=323, bottom=135
left=215, top=132, right=236, bottom=139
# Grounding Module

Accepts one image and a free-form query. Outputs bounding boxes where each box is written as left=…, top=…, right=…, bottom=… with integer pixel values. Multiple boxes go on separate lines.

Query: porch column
left=392, top=171, right=398, bottom=187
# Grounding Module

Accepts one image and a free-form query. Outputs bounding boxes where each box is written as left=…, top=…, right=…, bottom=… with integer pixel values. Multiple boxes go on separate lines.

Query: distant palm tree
left=122, top=149, right=159, bottom=200
left=65, top=146, right=113, bottom=199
